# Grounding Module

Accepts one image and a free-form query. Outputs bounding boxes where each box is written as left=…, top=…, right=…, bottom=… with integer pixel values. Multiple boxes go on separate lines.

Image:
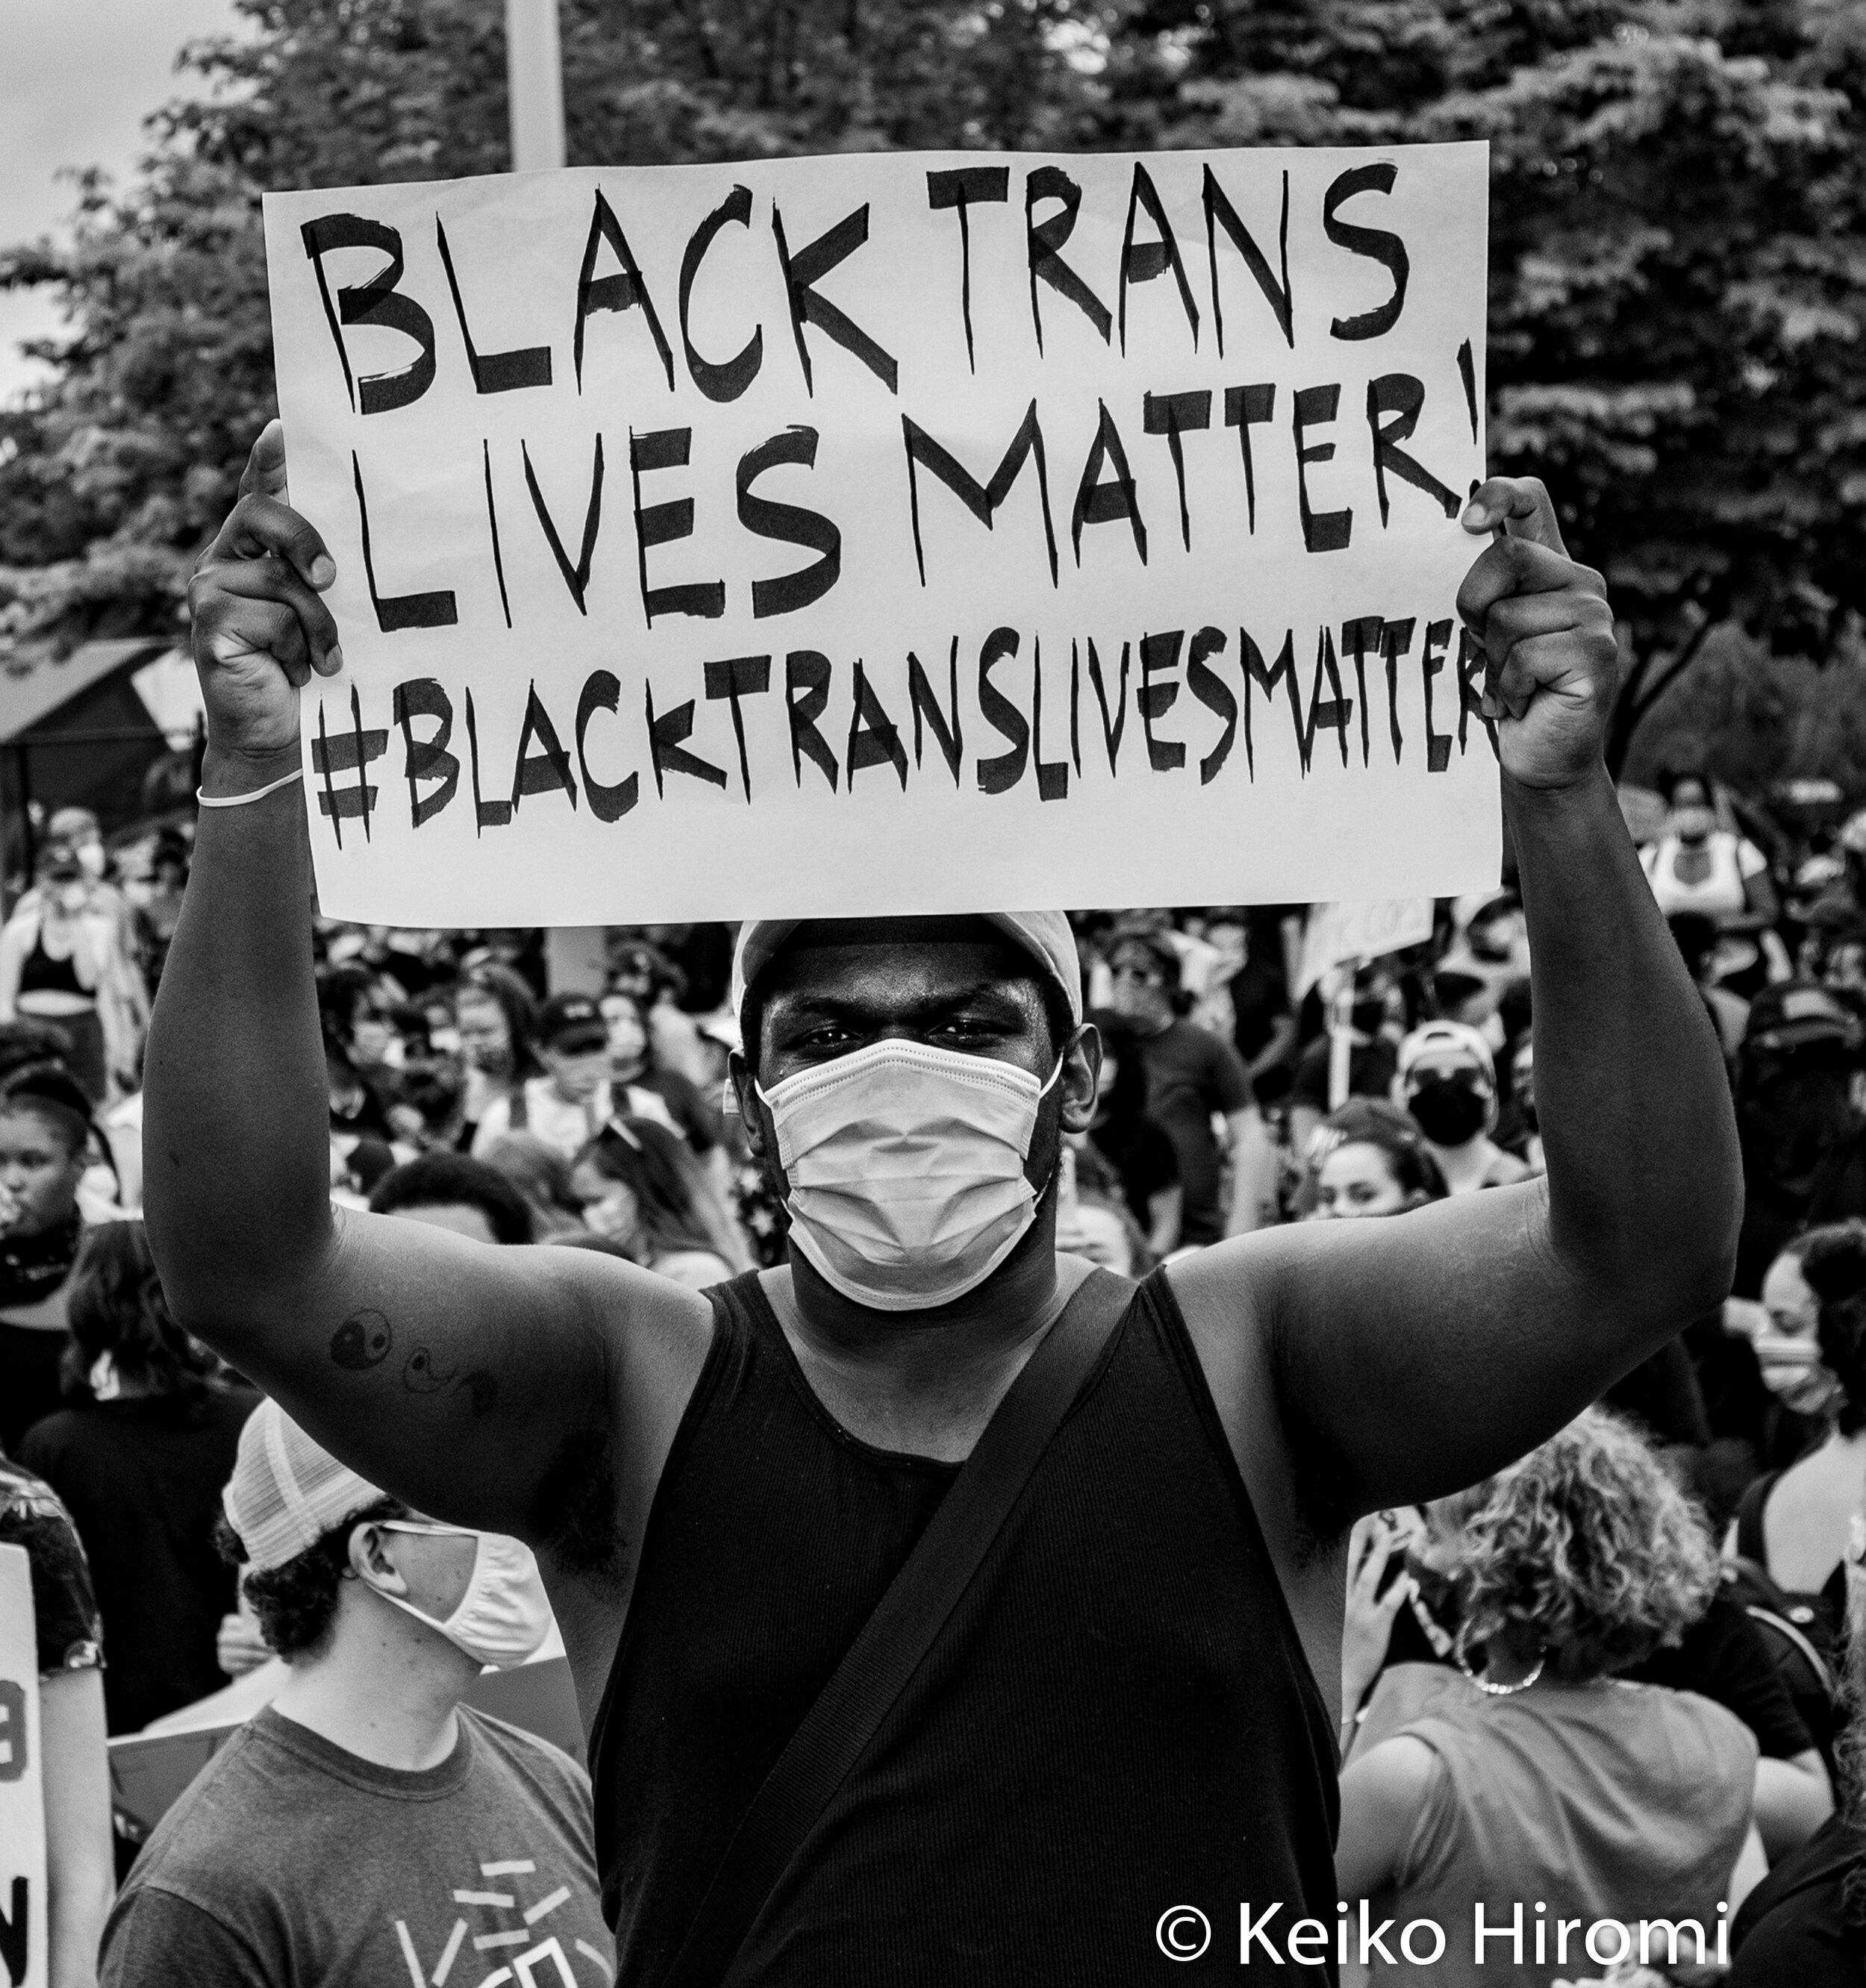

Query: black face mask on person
left=1407, top=1075, right=1489, bottom=1147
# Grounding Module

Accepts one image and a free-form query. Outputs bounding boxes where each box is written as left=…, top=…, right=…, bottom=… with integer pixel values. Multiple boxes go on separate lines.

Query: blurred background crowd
left=6, top=0, right=1866, bottom=1981
left=9, top=756, right=1866, bottom=1978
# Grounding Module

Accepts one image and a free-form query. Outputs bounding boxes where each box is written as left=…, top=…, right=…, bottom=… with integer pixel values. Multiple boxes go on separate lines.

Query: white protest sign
left=0, top=1544, right=46, bottom=1988
left=1296, top=897, right=1437, bottom=998
left=263, top=144, right=1498, bottom=925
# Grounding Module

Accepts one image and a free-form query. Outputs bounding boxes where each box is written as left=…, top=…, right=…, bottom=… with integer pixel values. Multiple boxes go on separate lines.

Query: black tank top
left=587, top=1268, right=1338, bottom=1984
left=19, top=924, right=87, bottom=1000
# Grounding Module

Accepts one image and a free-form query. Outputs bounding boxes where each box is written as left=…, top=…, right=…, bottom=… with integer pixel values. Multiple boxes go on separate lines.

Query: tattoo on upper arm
left=402, top=1346, right=455, bottom=1392
left=330, top=1311, right=391, bottom=1368
left=327, top=1312, right=498, bottom=1416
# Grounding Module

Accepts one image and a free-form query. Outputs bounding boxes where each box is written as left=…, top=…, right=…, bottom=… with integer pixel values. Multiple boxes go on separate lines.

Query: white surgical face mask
left=756, top=1038, right=1061, bottom=1312
left=372, top=1523, right=553, bottom=1669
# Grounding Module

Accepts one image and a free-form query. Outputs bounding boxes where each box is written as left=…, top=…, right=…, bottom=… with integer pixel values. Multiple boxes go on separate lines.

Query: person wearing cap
left=469, top=991, right=617, bottom=1163
left=1734, top=981, right=1866, bottom=1298
left=1394, top=1020, right=1533, bottom=1195
left=98, top=1398, right=611, bottom=1988
left=152, top=442, right=1742, bottom=1973
left=1102, top=920, right=1274, bottom=1245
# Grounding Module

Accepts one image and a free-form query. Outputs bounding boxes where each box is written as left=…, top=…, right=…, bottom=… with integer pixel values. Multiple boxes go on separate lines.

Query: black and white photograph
left=1, top=1, right=1864, bottom=1983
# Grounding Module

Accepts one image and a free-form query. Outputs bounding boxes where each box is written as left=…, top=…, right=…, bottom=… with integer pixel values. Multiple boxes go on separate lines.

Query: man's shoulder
left=456, top=1706, right=597, bottom=1846
left=461, top=1704, right=592, bottom=1795
left=119, top=1722, right=296, bottom=1900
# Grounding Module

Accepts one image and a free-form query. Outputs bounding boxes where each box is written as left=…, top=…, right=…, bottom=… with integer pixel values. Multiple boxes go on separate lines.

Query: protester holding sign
left=138, top=367, right=1745, bottom=1984
left=255, top=145, right=1503, bottom=928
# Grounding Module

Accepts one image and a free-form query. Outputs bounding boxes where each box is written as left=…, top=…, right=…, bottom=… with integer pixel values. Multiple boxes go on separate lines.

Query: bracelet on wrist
left=197, top=767, right=305, bottom=809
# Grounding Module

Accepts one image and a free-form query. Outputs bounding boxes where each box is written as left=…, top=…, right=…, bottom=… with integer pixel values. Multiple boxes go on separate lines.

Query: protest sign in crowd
left=2, top=138, right=1865, bottom=1988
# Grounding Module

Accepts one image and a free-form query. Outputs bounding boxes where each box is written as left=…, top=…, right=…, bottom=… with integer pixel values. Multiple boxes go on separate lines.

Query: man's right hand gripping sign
left=151, top=419, right=1741, bottom=1984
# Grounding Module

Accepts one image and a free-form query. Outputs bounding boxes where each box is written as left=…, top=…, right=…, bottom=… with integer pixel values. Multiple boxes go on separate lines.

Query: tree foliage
left=1098, top=0, right=1866, bottom=771
left=0, top=0, right=1093, bottom=665
left=3, top=0, right=1864, bottom=793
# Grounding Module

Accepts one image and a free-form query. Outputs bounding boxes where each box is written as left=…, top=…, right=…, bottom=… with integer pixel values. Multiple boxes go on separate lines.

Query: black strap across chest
left=658, top=1266, right=1134, bottom=1988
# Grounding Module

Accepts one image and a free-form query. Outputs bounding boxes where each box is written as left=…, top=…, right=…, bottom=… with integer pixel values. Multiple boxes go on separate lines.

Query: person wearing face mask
left=1286, top=958, right=1408, bottom=1156
left=1643, top=769, right=1779, bottom=923
left=157, top=454, right=1748, bottom=1981
left=98, top=1398, right=609, bottom=1988
left=1722, top=1233, right=1838, bottom=1469
left=1732, top=1223, right=1866, bottom=1624
left=471, top=993, right=617, bottom=1163
left=1734, top=983, right=1866, bottom=1298
left=1394, top=1020, right=1532, bottom=1195
left=1102, top=922, right=1275, bottom=1242
left=569, top=1116, right=749, bottom=1290
left=31, top=807, right=152, bottom=1067
left=452, top=963, right=542, bottom=1148
left=597, top=983, right=724, bottom=1163
left=0, top=846, right=122, bottom=1104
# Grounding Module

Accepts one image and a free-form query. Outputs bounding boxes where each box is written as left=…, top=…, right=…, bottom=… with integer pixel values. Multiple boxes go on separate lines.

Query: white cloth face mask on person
left=372, top=1523, right=553, bottom=1669
left=757, top=1038, right=1062, bottom=1312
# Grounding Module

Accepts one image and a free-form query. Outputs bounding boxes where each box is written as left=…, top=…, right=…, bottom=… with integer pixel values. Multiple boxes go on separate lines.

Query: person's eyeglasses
left=1111, top=963, right=1165, bottom=986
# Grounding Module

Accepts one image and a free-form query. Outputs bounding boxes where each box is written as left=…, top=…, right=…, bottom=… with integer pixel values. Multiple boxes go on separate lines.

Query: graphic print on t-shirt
left=393, top=1853, right=614, bottom=1987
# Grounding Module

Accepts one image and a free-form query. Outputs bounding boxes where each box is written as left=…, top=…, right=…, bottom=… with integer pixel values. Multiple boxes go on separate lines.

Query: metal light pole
left=505, top=0, right=567, bottom=172
left=507, top=0, right=603, bottom=992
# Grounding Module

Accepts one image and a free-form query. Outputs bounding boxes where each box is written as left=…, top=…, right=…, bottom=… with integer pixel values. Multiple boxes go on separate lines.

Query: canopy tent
left=0, top=641, right=200, bottom=901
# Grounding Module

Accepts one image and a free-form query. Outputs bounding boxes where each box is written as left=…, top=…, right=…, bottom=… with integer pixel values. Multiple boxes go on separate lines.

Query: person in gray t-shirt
left=99, top=1401, right=614, bottom=1987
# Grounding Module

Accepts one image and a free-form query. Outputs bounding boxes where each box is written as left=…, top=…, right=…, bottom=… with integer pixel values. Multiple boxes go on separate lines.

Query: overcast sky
left=0, top=0, right=246, bottom=403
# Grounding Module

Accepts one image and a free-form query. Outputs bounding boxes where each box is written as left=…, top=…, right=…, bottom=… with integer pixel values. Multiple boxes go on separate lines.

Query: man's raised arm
left=1183, top=478, right=1744, bottom=1519
left=143, top=424, right=702, bottom=1542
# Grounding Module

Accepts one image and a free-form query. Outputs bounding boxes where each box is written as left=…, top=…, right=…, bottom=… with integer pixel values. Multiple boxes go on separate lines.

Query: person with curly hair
left=18, top=1221, right=256, bottom=1733
left=1336, top=1410, right=1763, bottom=1983
left=98, top=1400, right=610, bottom=1987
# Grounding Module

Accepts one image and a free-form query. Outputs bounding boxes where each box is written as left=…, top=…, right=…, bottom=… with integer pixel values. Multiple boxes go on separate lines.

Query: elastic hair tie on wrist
left=196, top=768, right=305, bottom=809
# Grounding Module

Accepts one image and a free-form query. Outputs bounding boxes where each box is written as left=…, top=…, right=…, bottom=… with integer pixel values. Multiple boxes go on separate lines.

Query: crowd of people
left=10, top=746, right=1866, bottom=1983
